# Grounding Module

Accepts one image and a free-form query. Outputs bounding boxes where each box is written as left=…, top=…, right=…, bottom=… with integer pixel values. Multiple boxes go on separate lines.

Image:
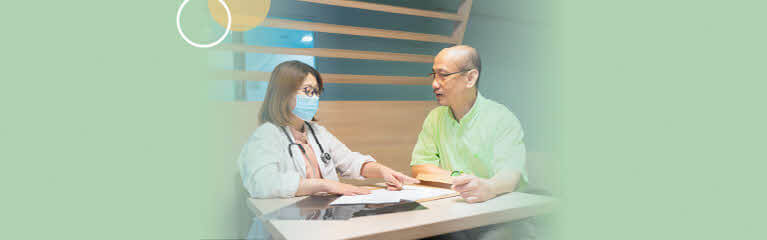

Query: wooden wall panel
left=316, top=101, right=438, bottom=179
left=217, top=101, right=438, bottom=184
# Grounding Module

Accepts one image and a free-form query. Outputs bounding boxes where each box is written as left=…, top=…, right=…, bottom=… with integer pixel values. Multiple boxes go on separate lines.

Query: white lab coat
left=238, top=121, right=376, bottom=198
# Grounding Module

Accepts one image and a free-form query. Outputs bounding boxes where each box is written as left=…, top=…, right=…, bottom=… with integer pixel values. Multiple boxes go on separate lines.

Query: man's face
left=431, top=53, right=468, bottom=106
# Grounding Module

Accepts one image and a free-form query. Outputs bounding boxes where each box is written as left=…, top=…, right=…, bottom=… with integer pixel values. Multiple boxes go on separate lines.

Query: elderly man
left=412, top=45, right=535, bottom=240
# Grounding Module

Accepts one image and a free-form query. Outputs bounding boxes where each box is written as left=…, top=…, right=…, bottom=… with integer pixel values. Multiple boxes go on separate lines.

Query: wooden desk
left=248, top=186, right=557, bottom=240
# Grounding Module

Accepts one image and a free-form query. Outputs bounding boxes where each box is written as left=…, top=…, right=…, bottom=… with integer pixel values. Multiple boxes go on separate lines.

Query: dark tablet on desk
left=260, top=195, right=427, bottom=220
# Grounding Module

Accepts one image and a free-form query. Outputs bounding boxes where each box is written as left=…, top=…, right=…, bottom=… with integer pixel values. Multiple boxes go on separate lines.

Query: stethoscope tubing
left=281, top=122, right=331, bottom=165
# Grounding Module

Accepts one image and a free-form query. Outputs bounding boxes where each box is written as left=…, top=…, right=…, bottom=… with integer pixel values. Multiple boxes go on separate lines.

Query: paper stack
left=330, top=185, right=457, bottom=205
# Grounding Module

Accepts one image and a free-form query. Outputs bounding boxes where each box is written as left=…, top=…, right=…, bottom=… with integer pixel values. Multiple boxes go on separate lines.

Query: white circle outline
left=177, top=0, right=231, bottom=48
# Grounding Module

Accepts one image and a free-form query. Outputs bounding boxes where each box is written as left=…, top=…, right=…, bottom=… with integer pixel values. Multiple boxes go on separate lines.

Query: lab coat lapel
left=283, top=126, right=307, bottom=178
left=306, top=123, right=337, bottom=180
left=306, top=125, right=325, bottom=169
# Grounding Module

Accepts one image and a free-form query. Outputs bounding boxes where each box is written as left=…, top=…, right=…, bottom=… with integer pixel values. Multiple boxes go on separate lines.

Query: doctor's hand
left=381, top=168, right=420, bottom=191
left=324, top=180, right=371, bottom=196
left=451, top=175, right=497, bottom=203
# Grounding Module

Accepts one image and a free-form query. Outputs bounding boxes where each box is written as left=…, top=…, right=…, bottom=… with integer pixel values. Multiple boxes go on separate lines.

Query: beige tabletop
left=248, top=185, right=557, bottom=240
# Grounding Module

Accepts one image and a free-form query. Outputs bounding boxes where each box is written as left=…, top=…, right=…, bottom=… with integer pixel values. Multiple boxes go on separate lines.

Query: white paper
left=397, top=185, right=457, bottom=201
left=329, top=189, right=400, bottom=205
left=329, top=185, right=457, bottom=205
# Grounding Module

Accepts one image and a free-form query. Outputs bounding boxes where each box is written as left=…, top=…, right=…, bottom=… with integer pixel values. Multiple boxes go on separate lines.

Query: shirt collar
left=449, top=91, right=484, bottom=127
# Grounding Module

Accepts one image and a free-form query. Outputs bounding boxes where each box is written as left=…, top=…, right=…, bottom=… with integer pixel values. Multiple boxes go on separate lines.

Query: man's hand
left=381, top=168, right=420, bottom=190
left=451, top=174, right=498, bottom=203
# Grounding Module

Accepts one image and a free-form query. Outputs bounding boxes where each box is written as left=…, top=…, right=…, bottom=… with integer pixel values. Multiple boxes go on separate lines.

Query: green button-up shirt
left=411, top=92, right=528, bottom=185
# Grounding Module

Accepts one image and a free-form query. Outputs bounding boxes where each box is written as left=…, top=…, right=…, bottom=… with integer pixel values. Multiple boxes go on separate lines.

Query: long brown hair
left=259, top=60, right=323, bottom=126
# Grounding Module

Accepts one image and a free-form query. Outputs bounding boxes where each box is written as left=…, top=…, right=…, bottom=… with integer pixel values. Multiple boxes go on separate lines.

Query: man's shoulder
left=479, top=96, right=521, bottom=124
left=418, top=106, right=449, bottom=129
left=425, top=105, right=450, bottom=120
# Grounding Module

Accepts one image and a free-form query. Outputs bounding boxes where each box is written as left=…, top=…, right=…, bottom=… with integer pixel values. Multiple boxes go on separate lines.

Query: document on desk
left=330, top=185, right=457, bottom=205
left=397, top=185, right=457, bottom=202
left=329, top=189, right=401, bottom=205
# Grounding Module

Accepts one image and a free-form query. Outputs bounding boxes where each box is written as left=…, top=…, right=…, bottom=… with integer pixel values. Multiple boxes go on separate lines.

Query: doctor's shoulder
left=306, top=122, right=346, bottom=145
left=247, top=121, right=282, bottom=142
left=305, top=121, right=331, bottom=137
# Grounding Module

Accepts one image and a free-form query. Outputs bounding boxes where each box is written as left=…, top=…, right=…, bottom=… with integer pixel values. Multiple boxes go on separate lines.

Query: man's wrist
left=487, top=178, right=504, bottom=196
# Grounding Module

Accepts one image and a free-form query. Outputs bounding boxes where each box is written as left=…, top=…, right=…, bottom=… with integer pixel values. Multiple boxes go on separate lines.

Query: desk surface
left=248, top=185, right=557, bottom=240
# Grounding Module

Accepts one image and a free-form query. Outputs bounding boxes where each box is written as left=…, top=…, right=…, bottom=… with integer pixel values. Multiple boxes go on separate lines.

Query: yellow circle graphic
left=177, top=0, right=231, bottom=48
left=209, top=0, right=271, bottom=32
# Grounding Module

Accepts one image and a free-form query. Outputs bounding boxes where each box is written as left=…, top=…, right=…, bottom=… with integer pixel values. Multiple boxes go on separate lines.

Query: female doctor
left=238, top=60, right=418, bottom=198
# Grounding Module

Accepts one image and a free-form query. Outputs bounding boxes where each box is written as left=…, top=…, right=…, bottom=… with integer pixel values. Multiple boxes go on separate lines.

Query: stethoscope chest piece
left=282, top=122, right=332, bottom=165
left=321, top=152, right=331, bottom=164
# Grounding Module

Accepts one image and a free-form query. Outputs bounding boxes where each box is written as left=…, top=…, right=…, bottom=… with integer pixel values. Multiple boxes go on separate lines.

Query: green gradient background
left=1, top=1, right=210, bottom=239
left=560, top=1, right=766, bottom=239
left=1, top=0, right=765, bottom=239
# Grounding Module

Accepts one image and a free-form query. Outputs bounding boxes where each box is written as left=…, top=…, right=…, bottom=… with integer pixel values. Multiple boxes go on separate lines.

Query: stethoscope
left=280, top=121, right=332, bottom=164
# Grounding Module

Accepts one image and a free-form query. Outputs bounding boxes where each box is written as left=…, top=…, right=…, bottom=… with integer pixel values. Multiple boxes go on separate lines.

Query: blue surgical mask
left=292, top=94, right=319, bottom=122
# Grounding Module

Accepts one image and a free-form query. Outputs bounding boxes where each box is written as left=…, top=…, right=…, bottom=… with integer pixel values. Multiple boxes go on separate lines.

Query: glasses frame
left=298, top=86, right=321, bottom=97
left=429, top=69, right=473, bottom=84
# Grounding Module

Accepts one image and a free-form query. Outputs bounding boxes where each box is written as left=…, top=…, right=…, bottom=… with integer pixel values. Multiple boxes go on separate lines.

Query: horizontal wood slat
left=262, top=18, right=457, bottom=44
left=214, top=71, right=432, bottom=85
left=321, top=73, right=432, bottom=85
left=219, top=44, right=434, bottom=63
left=297, top=0, right=463, bottom=21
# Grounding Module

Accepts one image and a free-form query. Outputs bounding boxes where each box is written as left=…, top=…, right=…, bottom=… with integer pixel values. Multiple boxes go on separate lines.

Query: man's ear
left=465, top=69, right=479, bottom=88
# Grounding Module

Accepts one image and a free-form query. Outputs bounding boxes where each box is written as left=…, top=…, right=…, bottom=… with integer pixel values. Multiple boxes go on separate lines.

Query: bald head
left=436, top=45, right=482, bottom=86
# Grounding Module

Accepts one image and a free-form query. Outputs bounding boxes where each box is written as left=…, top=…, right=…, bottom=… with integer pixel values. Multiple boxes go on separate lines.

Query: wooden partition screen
left=216, top=0, right=473, bottom=176
left=316, top=101, right=438, bottom=181
left=216, top=0, right=474, bottom=85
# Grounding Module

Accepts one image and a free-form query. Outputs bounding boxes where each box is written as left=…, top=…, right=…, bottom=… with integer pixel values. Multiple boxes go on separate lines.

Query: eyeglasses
left=429, top=69, right=472, bottom=84
left=298, top=86, right=321, bottom=97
